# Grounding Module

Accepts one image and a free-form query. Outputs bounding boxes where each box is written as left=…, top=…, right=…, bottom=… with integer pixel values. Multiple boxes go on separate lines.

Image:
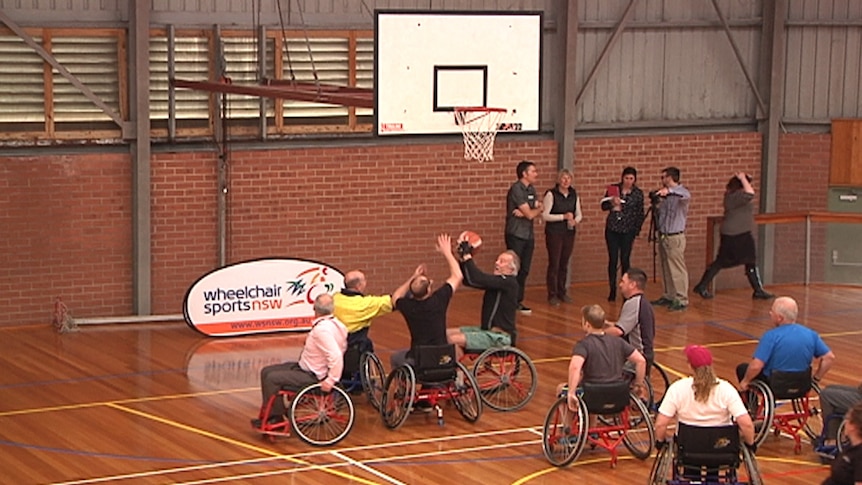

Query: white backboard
left=375, top=11, right=542, bottom=136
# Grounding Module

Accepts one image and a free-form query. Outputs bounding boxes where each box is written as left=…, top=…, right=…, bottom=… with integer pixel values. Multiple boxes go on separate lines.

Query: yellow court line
left=84, top=403, right=382, bottom=485
left=510, top=456, right=638, bottom=485
left=0, top=387, right=257, bottom=418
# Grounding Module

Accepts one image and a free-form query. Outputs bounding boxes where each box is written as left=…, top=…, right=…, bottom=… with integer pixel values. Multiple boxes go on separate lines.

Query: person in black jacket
left=601, top=166, right=645, bottom=301
left=446, top=236, right=520, bottom=360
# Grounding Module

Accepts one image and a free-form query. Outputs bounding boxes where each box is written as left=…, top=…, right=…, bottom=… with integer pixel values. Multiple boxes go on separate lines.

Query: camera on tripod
left=648, top=190, right=663, bottom=205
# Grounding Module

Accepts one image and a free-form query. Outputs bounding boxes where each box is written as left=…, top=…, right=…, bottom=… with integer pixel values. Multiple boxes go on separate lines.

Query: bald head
left=343, top=270, right=366, bottom=292
left=770, top=296, right=798, bottom=324
left=313, top=293, right=334, bottom=316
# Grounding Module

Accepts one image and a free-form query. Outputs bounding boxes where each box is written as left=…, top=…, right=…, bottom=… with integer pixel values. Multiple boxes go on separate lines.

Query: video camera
left=648, top=190, right=663, bottom=205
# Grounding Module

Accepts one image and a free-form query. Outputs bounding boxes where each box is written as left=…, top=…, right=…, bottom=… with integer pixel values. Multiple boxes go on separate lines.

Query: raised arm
left=437, top=233, right=462, bottom=292
left=391, top=264, right=425, bottom=304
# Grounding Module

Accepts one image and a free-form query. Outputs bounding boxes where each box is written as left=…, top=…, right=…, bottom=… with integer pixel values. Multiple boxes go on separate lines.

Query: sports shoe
left=548, top=297, right=561, bottom=307
left=650, top=297, right=673, bottom=307
left=668, top=300, right=688, bottom=311
left=518, top=304, right=532, bottom=314
left=560, top=294, right=574, bottom=304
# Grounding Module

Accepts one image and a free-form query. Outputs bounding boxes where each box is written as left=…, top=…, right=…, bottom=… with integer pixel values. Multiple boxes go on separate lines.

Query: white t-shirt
left=657, top=376, right=748, bottom=427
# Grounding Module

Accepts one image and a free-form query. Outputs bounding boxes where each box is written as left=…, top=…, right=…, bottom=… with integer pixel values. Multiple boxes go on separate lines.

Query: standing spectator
left=542, top=169, right=582, bottom=306
left=506, top=160, right=543, bottom=314
left=602, top=166, right=645, bottom=301
left=650, top=166, right=691, bottom=312
left=693, top=172, right=773, bottom=300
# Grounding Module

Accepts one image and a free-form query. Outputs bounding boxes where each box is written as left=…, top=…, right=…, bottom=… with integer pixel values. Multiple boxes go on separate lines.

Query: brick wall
left=0, top=131, right=834, bottom=327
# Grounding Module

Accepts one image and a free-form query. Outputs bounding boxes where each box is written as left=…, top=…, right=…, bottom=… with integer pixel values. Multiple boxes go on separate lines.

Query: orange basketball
left=459, top=230, right=483, bottom=249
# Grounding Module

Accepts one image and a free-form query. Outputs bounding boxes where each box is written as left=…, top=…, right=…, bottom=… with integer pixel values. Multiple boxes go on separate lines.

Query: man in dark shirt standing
left=506, top=160, right=543, bottom=314
left=447, top=238, right=520, bottom=360
left=390, top=234, right=462, bottom=368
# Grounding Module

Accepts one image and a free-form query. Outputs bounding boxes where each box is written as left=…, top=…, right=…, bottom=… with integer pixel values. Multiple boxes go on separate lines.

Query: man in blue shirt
left=649, top=166, right=691, bottom=311
left=737, top=296, right=835, bottom=390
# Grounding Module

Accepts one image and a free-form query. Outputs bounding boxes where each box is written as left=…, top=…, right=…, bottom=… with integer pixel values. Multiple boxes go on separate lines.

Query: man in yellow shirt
left=334, top=269, right=413, bottom=350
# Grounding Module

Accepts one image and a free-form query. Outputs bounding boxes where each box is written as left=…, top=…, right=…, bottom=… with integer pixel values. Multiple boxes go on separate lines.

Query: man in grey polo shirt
left=650, top=166, right=691, bottom=311
left=506, top=160, right=543, bottom=314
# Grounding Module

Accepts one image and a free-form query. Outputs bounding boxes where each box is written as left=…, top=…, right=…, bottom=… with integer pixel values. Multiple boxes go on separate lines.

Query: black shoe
left=693, top=285, right=714, bottom=299
left=752, top=289, right=775, bottom=300
left=560, top=294, right=573, bottom=304
left=650, top=297, right=673, bottom=306
left=518, top=304, right=532, bottom=315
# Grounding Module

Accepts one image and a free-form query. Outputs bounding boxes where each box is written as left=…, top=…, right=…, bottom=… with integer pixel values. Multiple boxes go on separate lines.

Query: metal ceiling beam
left=0, top=9, right=132, bottom=138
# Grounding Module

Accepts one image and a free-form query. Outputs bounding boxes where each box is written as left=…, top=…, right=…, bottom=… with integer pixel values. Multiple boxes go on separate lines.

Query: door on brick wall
left=825, top=187, right=862, bottom=284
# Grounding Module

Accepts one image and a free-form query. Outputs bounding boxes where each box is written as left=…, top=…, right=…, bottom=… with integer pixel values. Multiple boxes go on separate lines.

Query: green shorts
left=460, top=326, right=511, bottom=350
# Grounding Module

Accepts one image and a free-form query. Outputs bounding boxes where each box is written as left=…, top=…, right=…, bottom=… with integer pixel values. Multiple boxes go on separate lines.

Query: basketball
left=459, top=231, right=483, bottom=249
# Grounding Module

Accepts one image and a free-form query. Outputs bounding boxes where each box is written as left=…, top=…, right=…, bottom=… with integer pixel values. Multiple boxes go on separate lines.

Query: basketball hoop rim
left=453, top=106, right=507, bottom=113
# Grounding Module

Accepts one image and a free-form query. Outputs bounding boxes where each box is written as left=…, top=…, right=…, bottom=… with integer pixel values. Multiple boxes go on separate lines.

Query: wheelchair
left=380, top=344, right=483, bottom=430
left=742, top=368, right=823, bottom=453
left=462, top=345, right=537, bottom=412
left=541, top=380, right=655, bottom=467
left=648, top=423, right=763, bottom=485
left=338, top=334, right=386, bottom=411
left=646, top=361, right=672, bottom=414
left=814, top=411, right=851, bottom=461
left=254, top=382, right=355, bottom=446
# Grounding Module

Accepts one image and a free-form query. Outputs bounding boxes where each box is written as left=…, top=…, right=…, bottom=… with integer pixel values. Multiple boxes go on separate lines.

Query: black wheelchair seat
left=769, top=368, right=812, bottom=400
left=581, top=380, right=630, bottom=415
left=676, top=422, right=741, bottom=469
left=413, top=344, right=457, bottom=383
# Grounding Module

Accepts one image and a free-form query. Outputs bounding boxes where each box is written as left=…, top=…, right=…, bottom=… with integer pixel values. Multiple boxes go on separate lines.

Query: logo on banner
left=183, top=258, right=345, bottom=337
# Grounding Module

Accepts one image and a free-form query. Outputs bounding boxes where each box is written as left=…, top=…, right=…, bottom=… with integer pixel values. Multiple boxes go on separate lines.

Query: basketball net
left=454, top=107, right=506, bottom=162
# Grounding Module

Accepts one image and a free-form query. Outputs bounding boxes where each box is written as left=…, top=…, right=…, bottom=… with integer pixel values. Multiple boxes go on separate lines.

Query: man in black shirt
left=447, top=237, right=520, bottom=360
left=390, top=234, right=463, bottom=368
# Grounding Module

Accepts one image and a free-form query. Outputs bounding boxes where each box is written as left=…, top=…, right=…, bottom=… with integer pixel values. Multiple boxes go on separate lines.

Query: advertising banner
left=183, top=258, right=344, bottom=337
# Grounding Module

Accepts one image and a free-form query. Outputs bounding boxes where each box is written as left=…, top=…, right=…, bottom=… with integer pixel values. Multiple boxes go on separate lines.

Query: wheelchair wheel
left=838, top=420, right=849, bottom=453
left=794, top=382, right=823, bottom=440
left=381, top=365, right=415, bottom=430
left=288, top=384, right=355, bottom=446
left=741, top=442, right=764, bottom=485
left=646, top=362, right=671, bottom=413
left=745, top=380, right=775, bottom=447
left=451, top=362, right=483, bottom=422
left=472, top=346, right=537, bottom=412
left=620, top=392, right=656, bottom=460
left=360, top=351, right=385, bottom=411
left=648, top=443, right=673, bottom=485
left=541, top=395, right=587, bottom=467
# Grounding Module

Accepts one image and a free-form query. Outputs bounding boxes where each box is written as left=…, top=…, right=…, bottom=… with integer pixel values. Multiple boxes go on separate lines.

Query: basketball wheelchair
left=461, top=345, right=537, bottom=412
left=380, top=344, right=483, bottom=429
left=646, top=360, right=672, bottom=414
left=254, top=381, right=355, bottom=446
left=541, top=380, right=655, bottom=467
left=648, top=423, right=763, bottom=485
left=338, top=335, right=386, bottom=411
left=742, top=368, right=823, bottom=453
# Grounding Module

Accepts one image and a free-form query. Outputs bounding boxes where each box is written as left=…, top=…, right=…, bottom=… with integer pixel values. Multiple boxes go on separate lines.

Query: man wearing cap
left=654, top=345, right=756, bottom=449
left=736, top=296, right=835, bottom=390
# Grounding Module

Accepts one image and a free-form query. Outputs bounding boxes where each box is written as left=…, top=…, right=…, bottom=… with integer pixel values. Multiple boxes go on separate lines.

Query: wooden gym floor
left=2, top=282, right=859, bottom=484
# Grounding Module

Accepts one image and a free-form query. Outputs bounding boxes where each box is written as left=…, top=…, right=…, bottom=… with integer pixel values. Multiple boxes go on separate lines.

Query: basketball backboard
left=374, top=11, right=542, bottom=136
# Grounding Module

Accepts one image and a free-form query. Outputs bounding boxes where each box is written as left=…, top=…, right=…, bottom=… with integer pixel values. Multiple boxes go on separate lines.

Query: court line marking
left=331, top=450, right=406, bottom=485
left=53, top=403, right=380, bottom=485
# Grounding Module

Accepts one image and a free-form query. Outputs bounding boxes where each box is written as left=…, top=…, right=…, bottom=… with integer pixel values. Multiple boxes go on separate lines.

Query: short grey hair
left=772, top=296, right=798, bottom=322
left=313, top=293, right=335, bottom=316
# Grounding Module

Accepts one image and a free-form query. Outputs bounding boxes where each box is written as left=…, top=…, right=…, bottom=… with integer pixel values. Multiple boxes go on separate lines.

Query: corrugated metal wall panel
left=577, top=0, right=764, bottom=124
left=150, top=36, right=211, bottom=121
left=281, top=37, right=350, bottom=118
left=784, top=0, right=862, bottom=121
left=0, top=35, right=44, bottom=123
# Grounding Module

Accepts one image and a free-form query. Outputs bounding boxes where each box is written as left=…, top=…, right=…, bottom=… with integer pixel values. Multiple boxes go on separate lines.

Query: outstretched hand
left=436, top=233, right=452, bottom=254
left=413, top=263, right=427, bottom=278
